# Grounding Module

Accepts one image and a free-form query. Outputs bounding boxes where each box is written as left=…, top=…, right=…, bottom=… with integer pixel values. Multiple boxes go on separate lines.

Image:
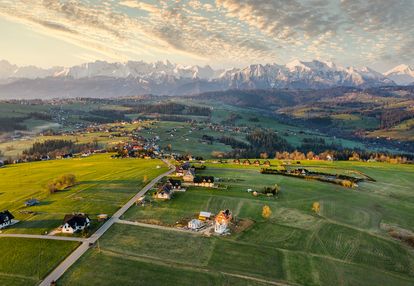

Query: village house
left=188, top=219, right=204, bottom=230
left=175, top=166, right=185, bottom=177
left=243, top=159, right=251, bottom=166
left=183, top=169, right=195, bottom=182
left=233, top=159, right=240, bottom=164
left=24, top=199, right=39, bottom=207
left=253, top=159, right=260, bottom=166
left=62, top=213, right=90, bottom=234
left=193, top=176, right=215, bottom=188
left=263, top=160, right=271, bottom=167
left=156, top=184, right=173, bottom=200
left=0, top=210, right=14, bottom=229
left=168, top=178, right=182, bottom=190
left=214, top=209, right=232, bottom=234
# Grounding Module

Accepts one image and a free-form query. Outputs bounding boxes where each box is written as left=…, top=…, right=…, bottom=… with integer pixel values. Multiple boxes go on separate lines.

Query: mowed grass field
left=0, top=154, right=168, bottom=234
left=60, top=161, right=414, bottom=285
left=0, top=237, right=78, bottom=286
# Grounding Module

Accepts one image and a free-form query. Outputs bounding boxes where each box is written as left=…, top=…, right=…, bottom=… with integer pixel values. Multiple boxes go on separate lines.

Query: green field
left=0, top=238, right=78, bottom=286
left=0, top=154, right=168, bottom=234
left=59, top=161, right=414, bottom=285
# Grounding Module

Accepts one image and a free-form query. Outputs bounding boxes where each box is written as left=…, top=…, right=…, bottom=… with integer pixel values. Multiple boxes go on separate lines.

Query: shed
left=198, top=211, right=212, bottom=221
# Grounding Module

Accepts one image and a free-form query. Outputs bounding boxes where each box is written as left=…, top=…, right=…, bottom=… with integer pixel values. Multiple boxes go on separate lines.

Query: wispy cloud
left=0, top=0, right=412, bottom=67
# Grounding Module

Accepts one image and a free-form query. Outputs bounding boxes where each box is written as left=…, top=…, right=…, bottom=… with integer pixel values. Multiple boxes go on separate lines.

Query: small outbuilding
left=24, top=199, right=39, bottom=207
left=198, top=211, right=212, bottom=221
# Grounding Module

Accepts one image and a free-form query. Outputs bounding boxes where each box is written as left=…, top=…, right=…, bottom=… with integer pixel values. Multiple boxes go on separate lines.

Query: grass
left=0, top=237, right=79, bottom=286
left=0, top=154, right=168, bottom=234
left=60, top=161, right=414, bottom=286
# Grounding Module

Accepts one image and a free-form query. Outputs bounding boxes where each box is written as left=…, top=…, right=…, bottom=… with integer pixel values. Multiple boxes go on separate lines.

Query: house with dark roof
left=168, top=178, right=182, bottom=189
left=0, top=210, right=14, bottom=229
left=156, top=184, right=173, bottom=200
left=62, top=213, right=90, bottom=234
left=194, top=176, right=215, bottom=188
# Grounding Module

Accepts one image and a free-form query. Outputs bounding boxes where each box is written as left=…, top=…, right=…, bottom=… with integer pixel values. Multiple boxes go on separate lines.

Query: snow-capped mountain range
left=0, top=59, right=412, bottom=99
left=384, top=64, right=414, bottom=85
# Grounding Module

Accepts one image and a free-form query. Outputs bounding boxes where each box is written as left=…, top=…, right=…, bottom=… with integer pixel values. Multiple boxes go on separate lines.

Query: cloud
left=0, top=0, right=412, bottom=67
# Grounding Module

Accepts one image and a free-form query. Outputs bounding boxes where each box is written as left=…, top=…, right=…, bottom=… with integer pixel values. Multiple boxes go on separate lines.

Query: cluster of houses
left=233, top=159, right=271, bottom=167
left=187, top=209, right=232, bottom=234
left=176, top=162, right=215, bottom=188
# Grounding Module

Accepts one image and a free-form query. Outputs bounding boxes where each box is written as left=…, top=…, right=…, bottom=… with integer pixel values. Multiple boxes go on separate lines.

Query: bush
left=47, top=174, right=77, bottom=194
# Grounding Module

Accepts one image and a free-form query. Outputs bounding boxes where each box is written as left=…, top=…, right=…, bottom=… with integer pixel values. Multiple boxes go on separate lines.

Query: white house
left=0, top=210, right=14, bottom=229
left=188, top=219, right=204, bottom=230
left=62, top=214, right=90, bottom=234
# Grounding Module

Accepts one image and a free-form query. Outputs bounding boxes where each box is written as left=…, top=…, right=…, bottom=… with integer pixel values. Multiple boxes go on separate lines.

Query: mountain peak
left=384, top=64, right=414, bottom=85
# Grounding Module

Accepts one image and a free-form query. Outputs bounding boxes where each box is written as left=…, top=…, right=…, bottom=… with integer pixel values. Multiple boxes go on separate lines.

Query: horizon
left=1, top=1, right=413, bottom=72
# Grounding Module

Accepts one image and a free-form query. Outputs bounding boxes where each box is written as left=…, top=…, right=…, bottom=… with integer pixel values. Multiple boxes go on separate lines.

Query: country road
left=39, top=159, right=175, bottom=286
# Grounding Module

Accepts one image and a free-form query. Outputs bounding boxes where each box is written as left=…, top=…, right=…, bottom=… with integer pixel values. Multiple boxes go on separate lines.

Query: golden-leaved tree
left=262, top=205, right=272, bottom=219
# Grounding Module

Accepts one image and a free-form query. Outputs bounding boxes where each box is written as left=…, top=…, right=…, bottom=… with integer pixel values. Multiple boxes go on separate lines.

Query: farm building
left=188, top=219, right=204, bottom=230
left=194, top=176, right=215, bottom=187
left=198, top=211, right=212, bottom=221
left=62, top=213, right=90, bottom=234
left=168, top=178, right=182, bottom=189
left=215, top=209, right=232, bottom=234
left=156, top=184, right=173, bottom=200
left=183, top=169, right=195, bottom=182
left=24, top=199, right=40, bottom=207
left=0, top=210, right=14, bottom=229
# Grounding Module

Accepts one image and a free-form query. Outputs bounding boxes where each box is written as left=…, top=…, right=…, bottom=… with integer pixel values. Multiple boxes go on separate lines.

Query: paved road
left=39, top=160, right=175, bottom=286
left=0, top=234, right=85, bottom=242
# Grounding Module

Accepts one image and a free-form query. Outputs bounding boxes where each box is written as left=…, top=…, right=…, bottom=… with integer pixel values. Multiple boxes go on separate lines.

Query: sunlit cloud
left=0, top=0, right=412, bottom=68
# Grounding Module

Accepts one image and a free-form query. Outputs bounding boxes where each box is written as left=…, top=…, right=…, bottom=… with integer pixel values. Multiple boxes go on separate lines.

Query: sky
left=0, top=0, right=413, bottom=72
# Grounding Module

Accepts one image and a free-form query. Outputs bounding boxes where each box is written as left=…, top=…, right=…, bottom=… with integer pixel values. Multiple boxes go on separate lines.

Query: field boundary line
left=0, top=234, right=85, bottom=242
